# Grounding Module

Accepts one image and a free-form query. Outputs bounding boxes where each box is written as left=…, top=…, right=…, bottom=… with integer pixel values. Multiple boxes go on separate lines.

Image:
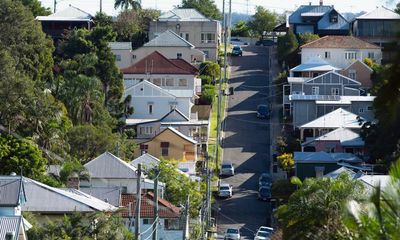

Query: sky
left=39, top=0, right=397, bottom=16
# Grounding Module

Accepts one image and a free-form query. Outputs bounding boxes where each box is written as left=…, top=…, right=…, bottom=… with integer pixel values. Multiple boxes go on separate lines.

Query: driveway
left=216, top=46, right=272, bottom=239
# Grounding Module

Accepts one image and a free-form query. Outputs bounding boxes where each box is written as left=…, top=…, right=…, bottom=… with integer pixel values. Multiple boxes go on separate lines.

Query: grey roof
left=108, top=42, right=132, bottom=50
left=130, top=154, right=160, bottom=170
left=313, top=127, right=364, bottom=147
left=84, top=152, right=138, bottom=179
left=291, top=57, right=340, bottom=72
left=159, top=8, right=211, bottom=21
left=0, top=177, right=25, bottom=207
left=317, top=9, right=349, bottom=31
left=300, top=108, right=365, bottom=129
left=0, top=216, right=23, bottom=240
left=36, top=5, right=93, bottom=21
left=19, top=177, right=116, bottom=213
left=324, top=166, right=356, bottom=179
left=294, top=152, right=362, bottom=164
left=357, top=6, right=400, bottom=20
left=67, top=187, right=121, bottom=207
left=144, top=30, right=195, bottom=48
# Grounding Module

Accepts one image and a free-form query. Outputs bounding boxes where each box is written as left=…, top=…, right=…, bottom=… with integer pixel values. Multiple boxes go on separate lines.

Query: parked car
left=254, top=227, right=273, bottom=240
left=231, top=45, right=243, bottom=56
left=218, top=183, right=233, bottom=198
left=256, top=104, right=270, bottom=119
left=258, top=226, right=274, bottom=233
left=255, top=39, right=275, bottom=46
left=259, top=173, right=272, bottom=188
left=224, top=228, right=241, bottom=240
left=258, top=186, right=271, bottom=201
left=220, top=162, right=235, bottom=176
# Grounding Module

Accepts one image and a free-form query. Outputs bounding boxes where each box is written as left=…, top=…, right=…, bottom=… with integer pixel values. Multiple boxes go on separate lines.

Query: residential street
left=216, top=45, right=272, bottom=239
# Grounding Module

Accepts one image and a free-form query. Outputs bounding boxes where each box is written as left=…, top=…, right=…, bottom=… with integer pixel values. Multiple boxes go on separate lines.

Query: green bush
left=200, top=75, right=212, bottom=85
left=199, top=84, right=216, bottom=105
left=200, top=61, right=220, bottom=79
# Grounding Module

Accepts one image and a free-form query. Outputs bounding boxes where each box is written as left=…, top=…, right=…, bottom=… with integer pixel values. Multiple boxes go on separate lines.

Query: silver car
left=224, top=228, right=241, bottom=240
left=218, top=183, right=233, bottom=198
left=220, top=162, right=235, bottom=176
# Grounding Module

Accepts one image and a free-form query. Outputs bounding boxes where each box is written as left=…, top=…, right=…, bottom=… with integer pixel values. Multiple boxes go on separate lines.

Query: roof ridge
left=300, top=35, right=329, bottom=48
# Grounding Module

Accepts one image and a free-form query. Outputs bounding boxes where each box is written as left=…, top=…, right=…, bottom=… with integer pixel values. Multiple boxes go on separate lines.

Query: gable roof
left=144, top=30, right=195, bottom=48
left=36, top=5, right=93, bottom=21
left=124, top=80, right=178, bottom=99
left=0, top=177, right=25, bottom=207
left=85, top=152, right=138, bottom=179
left=121, top=51, right=198, bottom=75
left=300, top=108, right=365, bottom=129
left=303, top=127, right=365, bottom=147
left=0, top=216, right=24, bottom=240
left=130, top=154, right=160, bottom=169
left=301, top=36, right=381, bottom=49
left=356, top=6, right=400, bottom=20
left=289, top=5, right=333, bottom=24
left=126, top=108, right=190, bottom=127
left=121, top=193, right=180, bottom=218
left=324, top=166, right=356, bottom=179
left=291, top=56, right=340, bottom=72
left=304, top=71, right=362, bottom=86
left=294, top=151, right=362, bottom=164
left=343, top=60, right=373, bottom=72
left=142, top=127, right=197, bottom=145
left=79, top=187, right=121, bottom=207
left=159, top=8, right=210, bottom=22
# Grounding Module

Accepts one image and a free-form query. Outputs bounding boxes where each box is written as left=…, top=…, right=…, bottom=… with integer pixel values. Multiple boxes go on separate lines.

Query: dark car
left=259, top=173, right=272, bottom=188
left=258, top=186, right=271, bottom=201
left=231, top=45, right=243, bottom=56
left=255, top=39, right=275, bottom=46
left=256, top=104, right=270, bottom=119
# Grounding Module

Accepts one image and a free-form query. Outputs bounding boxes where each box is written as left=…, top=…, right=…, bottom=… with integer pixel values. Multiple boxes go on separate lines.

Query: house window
left=368, top=52, right=375, bottom=59
left=201, top=33, right=216, bottom=43
left=152, top=78, right=161, bottom=86
left=331, top=88, right=340, bottom=95
left=161, top=142, right=169, bottom=156
left=359, top=108, right=364, bottom=113
left=142, top=126, right=153, bottom=135
left=345, top=52, right=357, bottom=60
left=115, top=54, right=121, bottom=61
left=180, top=32, right=189, bottom=41
left=330, top=12, right=338, bottom=23
left=324, top=51, right=331, bottom=59
left=367, top=105, right=373, bottom=111
left=165, top=78, right=174, bottom=86
left=132, top=55, right=136, bottom=59
left=143, top=219, right=152, bottom=225
left=178, top=79, right=188, bottom=87
left=177, top=53, right=182, bottom=59
left=139, top=144, right=148, bottom=154
left=165, top=219, right=182, bottom=230
left=148, top=104, right=153, bottom=114
left=312, top=72, right=319, bottom=78
left=348, top=70, right=357, bottom=80
left=203, top=50, right=209, bottom=58
left=311, top=86, right=319, bottom=95
left=315, top=166, right=325, bottom=178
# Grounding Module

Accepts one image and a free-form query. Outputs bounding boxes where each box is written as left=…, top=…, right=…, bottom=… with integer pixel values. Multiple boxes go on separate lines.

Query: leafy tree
left=271, top=179, right=296, bottom=201
left=149, top=158, right=205, bottom=217
left=19, top=0, right=51, bottom=17
left=94, top=12, right=113, bottom=27
left=248, top=6, right=278, bottom=38
left=297, top=33, right=319, bottom=46
left=275, top=135, right=300, bottom=155
left=26, top=212, right=133, bottom=240
left=59, top=160, right=90, bottom=183
left=277, top=153, right=294, bottom=178
left=181, top=0, right=222, bottom=20
left=396, top=2, right=400, bottom=15
left=114, top=0, right=141, bottom=10
left=344, top=159, right=400, bottom=239
left=277, top=30, right=299, bottom=66
left=276, top=174, right=365, bottom=240
left=199, top=84, right=216, bottom=105
left=0, top=0, right=54, bottom=83
left=199, top=61, right=220, bottom=79
left=231, top=21, right=250, bottom=37
left=0, top=135, right=47, bottom=179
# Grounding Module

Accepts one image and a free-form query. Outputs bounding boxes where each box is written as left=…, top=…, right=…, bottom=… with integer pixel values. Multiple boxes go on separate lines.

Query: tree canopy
left=19, top=0, right=51, bottom=17
left=181, top=0, right=222, bottom=20
left=297, top=33, right=320, bottom=46
left=231, top=21, right=251, bottom=37
left=248, top=6, right=278, bottom=38
left=114, top=0, right=141, bottom=10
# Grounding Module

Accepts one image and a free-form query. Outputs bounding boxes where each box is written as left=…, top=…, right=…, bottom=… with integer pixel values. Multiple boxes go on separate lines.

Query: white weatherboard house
left=83, top=152, right=165, bottom=196
left=300, top=36, right=382, bottom=69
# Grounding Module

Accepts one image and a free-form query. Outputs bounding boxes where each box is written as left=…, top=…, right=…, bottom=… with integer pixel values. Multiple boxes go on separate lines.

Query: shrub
left=199, top=84, right=216, bottom=105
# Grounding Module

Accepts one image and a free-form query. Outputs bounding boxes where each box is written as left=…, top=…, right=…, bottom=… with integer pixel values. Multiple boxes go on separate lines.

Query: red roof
left=121, top=193, right=181, bottom=219
left=300, top=36, right=381, bottom=49
left=121, top=51, right=198, bottom=75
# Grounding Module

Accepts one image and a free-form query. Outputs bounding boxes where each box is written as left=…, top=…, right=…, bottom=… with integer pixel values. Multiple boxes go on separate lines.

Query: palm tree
left=114, top=0, right=141, bottom=10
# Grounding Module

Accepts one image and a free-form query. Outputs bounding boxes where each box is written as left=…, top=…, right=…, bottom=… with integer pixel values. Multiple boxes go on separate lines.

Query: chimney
left=66, top=172, right=80, bottom=189
left=320, top=0, right=323, bottom=6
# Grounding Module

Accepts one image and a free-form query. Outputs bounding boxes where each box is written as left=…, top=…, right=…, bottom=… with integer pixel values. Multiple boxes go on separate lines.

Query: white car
left=220, top=162, right=235, bottom=176
left=254, top=227, right=273, bottom=240
left=218, top=183, right=233, bottom=198
left=224, top=228, right=241, bottom=240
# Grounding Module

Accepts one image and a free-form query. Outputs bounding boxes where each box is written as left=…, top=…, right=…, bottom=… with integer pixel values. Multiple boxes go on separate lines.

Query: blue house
left=288, top=1, right=349, bottom=36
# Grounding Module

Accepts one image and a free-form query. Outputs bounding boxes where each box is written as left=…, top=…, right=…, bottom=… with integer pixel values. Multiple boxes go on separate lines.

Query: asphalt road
left=216, top=46, right=272, bottom=239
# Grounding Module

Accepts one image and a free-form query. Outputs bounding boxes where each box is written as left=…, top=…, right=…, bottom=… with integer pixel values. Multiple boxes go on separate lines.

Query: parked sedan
left=218, top=183, right=233, bottom=198
left=220, top=162, right=235, bottom=176
left=256, top=104, right=270, bottom=119
left=231, top=45, right=243, bottom=56
left=254, top=230, right=272, bottom=240
left=259, top=173, right=272, bottom=188
left=258, top=186, right=271, bottom=201
left=224, top=228, right=241, bottom=240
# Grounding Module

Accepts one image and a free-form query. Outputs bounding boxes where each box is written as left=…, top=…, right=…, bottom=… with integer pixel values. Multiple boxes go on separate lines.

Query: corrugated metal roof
left=73, top=187, right=121, bottom=207
left=0, top=216, right=21, bottom=240
left=303, top=127, right=364, bottom=147
left=0, top=178, right=23, bottom=207
left=289, top=5, right=332, bottom=24
left=300, top=108, right=365, bottom=129
left=357, top=6, right=400, bottom=20
left=130, top=154, right=160, bottom=170
left=324, top=167, right=356, bottom=179
left=291, top=57, right=340, bottom=72
left=144, top=30, right=194, bottom=48
left=108, top=42, right=132, bottom=50
left=294, top=152, right=361, bottom=163
left=36, top=5, right=93, bottom=21
left=159, top=8, right=210, bottom=22
left=85, top=152, right=138, bottom=179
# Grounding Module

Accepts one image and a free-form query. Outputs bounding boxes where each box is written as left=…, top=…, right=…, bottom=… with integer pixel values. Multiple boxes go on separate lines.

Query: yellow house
left=135, top=127, right=197, bottom=162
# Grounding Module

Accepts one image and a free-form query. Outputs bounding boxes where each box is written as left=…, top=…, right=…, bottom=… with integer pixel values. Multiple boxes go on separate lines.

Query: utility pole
left=135, top=164, right=142, bottom=240
left=182, top=194, right=190, bottom=240
left=228, top=0, right=232, bottom=44
left=152, top=169, right=159, bottom=240
left=53, top=0, right=57, bottom=13
left=100, top=0, right=102, bottom=13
